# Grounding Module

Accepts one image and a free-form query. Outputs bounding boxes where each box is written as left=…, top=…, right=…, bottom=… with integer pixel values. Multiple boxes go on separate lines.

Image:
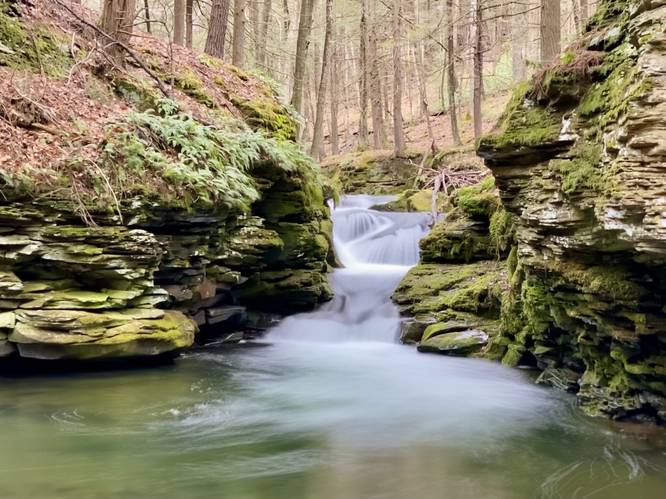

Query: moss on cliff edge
left=0, top=5, right=72, bottom=76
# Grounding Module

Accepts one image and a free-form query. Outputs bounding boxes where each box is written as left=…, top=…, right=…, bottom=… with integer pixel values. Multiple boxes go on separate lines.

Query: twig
left=53, top=0, right=170, bottom=97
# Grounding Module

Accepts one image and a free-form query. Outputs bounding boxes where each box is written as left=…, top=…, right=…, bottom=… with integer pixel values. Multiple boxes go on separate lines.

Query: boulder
left=418, top=330, right=489, bottom=355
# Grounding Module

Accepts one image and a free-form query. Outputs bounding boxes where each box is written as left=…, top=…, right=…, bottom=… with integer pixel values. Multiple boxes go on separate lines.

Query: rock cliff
left=0, top=1, right=332, bottom=362
left=477, top=0, right=666, bottom=422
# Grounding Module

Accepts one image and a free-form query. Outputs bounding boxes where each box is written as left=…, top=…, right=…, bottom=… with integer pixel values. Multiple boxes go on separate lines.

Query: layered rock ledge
left=0, top=1, right=332, bottom=363
left=477, top=0, right=666, bottom=422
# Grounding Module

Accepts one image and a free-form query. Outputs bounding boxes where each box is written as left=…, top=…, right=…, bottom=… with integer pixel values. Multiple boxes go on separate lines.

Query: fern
left=97, top=99, right=321, bottom=212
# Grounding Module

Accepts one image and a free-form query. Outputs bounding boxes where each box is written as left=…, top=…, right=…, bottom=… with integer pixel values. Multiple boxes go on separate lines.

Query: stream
left=0, top=195, right=665, bottom=498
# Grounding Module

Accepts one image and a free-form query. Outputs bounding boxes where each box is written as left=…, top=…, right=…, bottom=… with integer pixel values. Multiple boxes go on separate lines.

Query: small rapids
left=0, top=195, right=664, bottom=498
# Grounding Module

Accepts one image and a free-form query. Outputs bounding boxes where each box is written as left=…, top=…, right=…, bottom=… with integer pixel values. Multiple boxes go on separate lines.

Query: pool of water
left=0, top=196, right=664, bottom=499
left=0, top=345, right=665, bottom=499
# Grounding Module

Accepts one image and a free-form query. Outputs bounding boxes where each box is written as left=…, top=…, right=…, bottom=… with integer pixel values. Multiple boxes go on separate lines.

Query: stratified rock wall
left=0, top=164, right=332, bottom=361
left=477, top=0, right=666, bottom=422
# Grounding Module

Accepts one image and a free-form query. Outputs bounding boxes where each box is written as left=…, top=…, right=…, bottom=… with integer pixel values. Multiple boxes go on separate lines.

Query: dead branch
left=53, top=0, right=170, bottom=98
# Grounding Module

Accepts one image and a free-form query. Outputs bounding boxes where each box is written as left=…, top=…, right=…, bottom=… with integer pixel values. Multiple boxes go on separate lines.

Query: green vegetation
left=169, top=69, right=217, bottom=108
left=477, top=82, right=561, bottom=151
left=452, top=176, right=499, bottom=220
left=0, top=5, right=71, bottom=76
left=79, top=98, right=321, bottom=212
left=556, top=142, right=606, bottom=195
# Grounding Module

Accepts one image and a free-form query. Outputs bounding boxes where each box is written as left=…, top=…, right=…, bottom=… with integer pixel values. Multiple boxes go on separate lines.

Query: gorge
left=2, top=0, right=666, bottom=497
left=1, top=195, right=665, bottom=498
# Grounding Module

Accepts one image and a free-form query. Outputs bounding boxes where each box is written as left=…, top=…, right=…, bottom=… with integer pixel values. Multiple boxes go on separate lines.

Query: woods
left=94, top=0, right=596, bottom=157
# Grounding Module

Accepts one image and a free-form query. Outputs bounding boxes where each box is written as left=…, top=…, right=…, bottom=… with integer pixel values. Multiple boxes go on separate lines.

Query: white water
left=262, top=195, right=561, bottom=443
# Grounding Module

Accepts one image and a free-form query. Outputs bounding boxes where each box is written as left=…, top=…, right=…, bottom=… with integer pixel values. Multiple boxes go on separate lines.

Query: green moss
left=478, top=83, right=561, bottom=151
left=452, top=176, right=500, bottom=220
left=58, top=99, right=320, bottom=212
left=586, top=0, right=631, bottom=33
left=393, top=261, right=506, bottom=322
left=230, top=95, right=299, bottom=141
left=557, top=142, right=607, bottom=195
left=112, top=77, right=161, bottom=111
left=489, top=208, right=515, bottom=254
left=170, top=69, right=216, bottom=108
left=420, top=216, right=495, bottom=263
left=506, top=246, right=518, bottom=278
left=0, top=6, right=71, bottom=76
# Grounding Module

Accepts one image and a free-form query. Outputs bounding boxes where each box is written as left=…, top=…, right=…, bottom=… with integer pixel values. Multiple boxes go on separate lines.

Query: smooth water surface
left=1, top=196, right=665, bottom=499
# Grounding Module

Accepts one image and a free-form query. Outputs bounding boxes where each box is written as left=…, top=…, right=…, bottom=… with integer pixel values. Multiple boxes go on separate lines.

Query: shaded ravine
left=0, top=196, right=665, bottom=499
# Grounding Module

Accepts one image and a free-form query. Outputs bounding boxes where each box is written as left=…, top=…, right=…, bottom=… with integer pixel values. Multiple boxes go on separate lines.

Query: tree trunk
left=257, top=0, right=272, bottom=68
left=99, top=0, right=137, bottom=63
left=232, top=0, right=246, bottom=67
left=540, top=0, right=561, bottom=63
left=311, top=0, right=334, bottom=158
left=205, top=0, right=231, bottom=59
left=446, top=0, right=461, bottom=145
left=580, top=0, right=588, bottom=26
left=329, top=34, right=340, bottom=156
left=144, top=0, right=151, bottom=33
left=368, top=1, right=386, bottom=149
left=393, top=0, right=405, bottom=156
left=174, top=0, right=185, bottom=45
left=511, top=1, right=525, bottom=81
left=291, top=0, right=315, bottom=119
left=186, top=0, right=194, bottom=48
left=358, top=0, right=369, bottom=149
left=572, top=0, right=581, bottom=34
left=471, top=0, right=483, bottom=139
left=281, top=0, right=291, bottom=80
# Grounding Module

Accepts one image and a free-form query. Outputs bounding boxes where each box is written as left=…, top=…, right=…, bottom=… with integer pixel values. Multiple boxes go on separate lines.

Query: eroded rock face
left=0, top=166, right=332, bottom=363
left=477, top=0, right=666, bottom=422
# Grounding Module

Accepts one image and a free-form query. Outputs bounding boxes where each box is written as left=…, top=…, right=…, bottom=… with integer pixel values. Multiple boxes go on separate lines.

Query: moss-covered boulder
left=418, top=330, right=489, bottom=355
left=392, top=261, right=506, bottom=353
left=477, top=0, right=666, bottom=423
left=418, top=178, right=514, bottom=263
left=322, top=150, right=421, bottom=195
left=9, top=309, right=195, bottom=360
left=236, top=269, right=333, bottom=314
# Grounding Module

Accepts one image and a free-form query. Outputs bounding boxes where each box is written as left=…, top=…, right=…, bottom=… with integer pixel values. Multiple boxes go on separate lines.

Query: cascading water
left=268, top=195, right=431, bottom=344
left=0, top=195, right=664, bottom=498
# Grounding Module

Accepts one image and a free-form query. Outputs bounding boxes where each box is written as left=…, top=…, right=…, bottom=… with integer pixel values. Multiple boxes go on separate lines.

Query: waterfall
left=268, top=195, right=431, bottom=343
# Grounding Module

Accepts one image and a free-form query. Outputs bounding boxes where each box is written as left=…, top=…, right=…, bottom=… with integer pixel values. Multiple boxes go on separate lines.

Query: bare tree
left=174, top=0, right=185, bottom=45
left=392, top=0, right=405, bottom=156
left=232, top=0, right=247, bottom=67
left=358, top=0, right=370, bottom=149
left=291, top=0, right=316, bottom=119
left=311, top=0, right=334, bottom=158
left=446, top=0, right=461, bottom=145
left=540, top=0, right=561, bottom=63
left=143, top=0, right=151, bottom=33
left=329, top=30, right=340, bottom=156
left=99, top=0, right=137, bottom=63
left=186, top=0, right=194, bottom=48
left=471, top=0, right=483, bottom=138
left=205, top=0, right=231, bottom=59
left=257, top=0, right=273, bottom=68
left=368, top=0, right=386, bottom=148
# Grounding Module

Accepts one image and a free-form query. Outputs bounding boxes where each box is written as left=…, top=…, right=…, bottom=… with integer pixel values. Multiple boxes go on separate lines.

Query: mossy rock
left=9, top=309, right=195, bottom=360
left=236, top=269, right=333, bottom=314
left=419, top=216, right=496, bottom=263
left=418, top=330, right=489, bottom=356
left=372, top=189, right=447, bottom=213
left=324, top=150, right=421, bottom=195
left=0, top=5, right=72, bottom=76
